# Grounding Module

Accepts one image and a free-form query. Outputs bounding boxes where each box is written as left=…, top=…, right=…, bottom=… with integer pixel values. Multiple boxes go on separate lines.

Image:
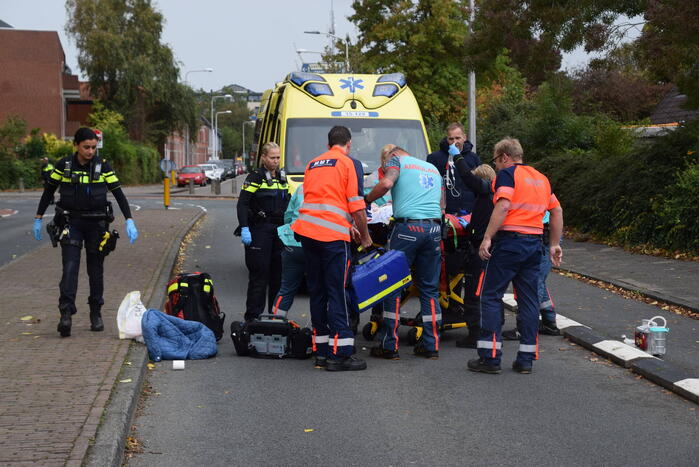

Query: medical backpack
left=165, top=272, right=225, bottom=341
left=230, top=314, right=312, bottom=359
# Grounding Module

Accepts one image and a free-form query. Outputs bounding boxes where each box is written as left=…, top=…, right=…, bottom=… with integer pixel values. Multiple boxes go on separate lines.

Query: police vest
left=241, top=168, right=289, bottom=224
left=52, top=155, right=114, bottom=211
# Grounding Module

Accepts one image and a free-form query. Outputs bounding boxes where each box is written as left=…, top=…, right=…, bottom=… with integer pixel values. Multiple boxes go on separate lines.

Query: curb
left=84, top=209, right=206, bottom=466
left=501, top=294, right=699, bottom=405
left=555, top=265, right=699, bottom=315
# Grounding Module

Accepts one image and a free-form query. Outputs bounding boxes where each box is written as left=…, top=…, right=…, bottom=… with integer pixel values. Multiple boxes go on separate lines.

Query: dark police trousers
left=244, top=222, right=282, bottom=321
left=59, top=217, right=106, bottom=314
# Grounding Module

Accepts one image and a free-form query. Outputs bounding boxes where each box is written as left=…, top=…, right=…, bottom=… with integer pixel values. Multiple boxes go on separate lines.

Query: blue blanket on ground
left=141, top=309, right=217, bottom=361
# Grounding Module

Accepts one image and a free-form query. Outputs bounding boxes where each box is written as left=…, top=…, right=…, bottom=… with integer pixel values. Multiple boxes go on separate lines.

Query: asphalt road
left=127, top=200, right=698, bottom=467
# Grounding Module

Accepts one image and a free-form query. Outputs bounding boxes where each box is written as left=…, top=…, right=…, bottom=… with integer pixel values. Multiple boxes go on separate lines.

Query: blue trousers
left=271, top=245, right=305, bottom=317
left=300, top=236, right=354, bottom=359
left=379, top=221, right=442, bottom=352
left=538, top=243, right=556, bottom=322
left=478, top=233, right=543, bottom=365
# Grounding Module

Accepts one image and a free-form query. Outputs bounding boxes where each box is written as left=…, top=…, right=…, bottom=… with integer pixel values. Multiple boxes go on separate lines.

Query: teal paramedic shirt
left=277, top=186, right=303, bottom=247
left=386, top=154, right=442, bottom=219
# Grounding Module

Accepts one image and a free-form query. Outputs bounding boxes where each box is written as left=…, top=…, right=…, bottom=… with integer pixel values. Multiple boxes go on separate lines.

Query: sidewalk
left=0, top=209, right=201, bottom=466
left=121, top=175, right=244, bottom=199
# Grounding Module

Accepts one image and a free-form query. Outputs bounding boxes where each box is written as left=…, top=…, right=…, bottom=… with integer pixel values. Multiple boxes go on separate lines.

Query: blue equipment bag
left=351, top=248, right=412, bottom=312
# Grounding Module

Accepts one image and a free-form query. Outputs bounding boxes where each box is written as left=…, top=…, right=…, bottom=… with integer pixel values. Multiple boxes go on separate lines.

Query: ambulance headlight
left=305, top=83, right=334, bottom=96
left=373, top=84, right=399, bottom=97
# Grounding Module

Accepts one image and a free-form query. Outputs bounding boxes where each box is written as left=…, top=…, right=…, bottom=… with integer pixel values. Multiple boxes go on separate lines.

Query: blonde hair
left=380, top=143, right=397, bottom=166
left=493, top=137, right=523, bottom=160
left=260, top=141, right=280, bottom=156
left=472, top=164, right=496, bottom=181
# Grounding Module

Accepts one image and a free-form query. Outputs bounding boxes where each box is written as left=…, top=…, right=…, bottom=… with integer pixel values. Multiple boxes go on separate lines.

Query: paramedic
left=365, top=146, right=444, bottom=359
left=291, top=126, right=372, bottom=372
left=468, top=137, right=563, bottom=375
left=237, top=142, right=290, bottom=322
left=32, top=127, right=138, bottom=337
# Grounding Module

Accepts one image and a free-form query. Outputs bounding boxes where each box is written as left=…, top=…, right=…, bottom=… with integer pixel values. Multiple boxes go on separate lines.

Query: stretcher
left=361, top=213, right=474, bottom=344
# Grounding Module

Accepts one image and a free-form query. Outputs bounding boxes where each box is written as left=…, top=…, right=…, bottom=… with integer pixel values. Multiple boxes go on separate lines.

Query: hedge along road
left=126, top=198, right=698, bottom=466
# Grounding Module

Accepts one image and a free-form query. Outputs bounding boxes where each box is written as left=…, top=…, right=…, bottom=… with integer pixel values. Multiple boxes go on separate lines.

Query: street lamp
left=210, top=94, right=232, bottom=157
left=304, top=30, right=349, bottom=72
left=183, top=68, right=213, bottom=165
left=241, top=120, right=255, bottom=168
left=184, top=67, right=213, bottom=85
left=214, top=110, right=232, bottom=160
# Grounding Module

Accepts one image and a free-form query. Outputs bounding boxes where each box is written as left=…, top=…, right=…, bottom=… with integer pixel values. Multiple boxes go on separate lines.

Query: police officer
left=236, top=142, right=289, bottom=322
left=468, top=137, right=563, bottom=374
left=32, top=127, right=139, bottom=337
left=40, top=157, right=54, bottom=188
left=365, top=146, right=444, bottom=360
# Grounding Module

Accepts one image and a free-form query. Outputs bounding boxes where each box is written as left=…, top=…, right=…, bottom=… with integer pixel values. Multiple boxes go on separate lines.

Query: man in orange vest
left=468, top=137, right=563, bottom=375
left=291, top=126, right=372, bottom=371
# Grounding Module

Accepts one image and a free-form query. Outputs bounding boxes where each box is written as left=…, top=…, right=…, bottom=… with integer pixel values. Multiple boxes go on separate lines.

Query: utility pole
left=468, top=0, right=477, bottom=152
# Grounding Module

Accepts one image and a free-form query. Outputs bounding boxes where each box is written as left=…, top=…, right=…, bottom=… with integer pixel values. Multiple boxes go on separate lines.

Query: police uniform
left=476, top=163, right=560, bottom=369
left=237, top=167, right=289, bottom=321
left=36, top=153, right=133, bottom=336
left=41, top=160, right=54, bottom=188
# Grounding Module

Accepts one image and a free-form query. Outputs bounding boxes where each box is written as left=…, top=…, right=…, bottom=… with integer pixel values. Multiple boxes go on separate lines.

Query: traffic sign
left=93, top=128, right=103, bottom=149
left=159, top=158, right=176, bottom=173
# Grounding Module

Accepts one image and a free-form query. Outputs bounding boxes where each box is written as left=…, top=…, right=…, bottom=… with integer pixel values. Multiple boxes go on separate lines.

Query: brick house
left=163, top=118, right=217, bottom=169
left=0, top=26, right=91, bottom=138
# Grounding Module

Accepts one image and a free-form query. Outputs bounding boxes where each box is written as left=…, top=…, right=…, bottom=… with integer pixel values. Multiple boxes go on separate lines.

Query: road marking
left=130, top=203, right=141, bottom=211
left=593, top=340, right=655, bottom=362
left=0, top=209, right=18, bottom=218
left=195, top=204, right=207, bottom=212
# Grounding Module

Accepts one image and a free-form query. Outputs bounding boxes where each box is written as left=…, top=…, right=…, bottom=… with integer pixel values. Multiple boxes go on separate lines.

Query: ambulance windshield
left=285, top=118, right=428, bottom=174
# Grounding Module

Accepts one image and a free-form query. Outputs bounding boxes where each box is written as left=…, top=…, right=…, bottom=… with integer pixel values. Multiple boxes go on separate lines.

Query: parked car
left=218, top=159, right=236, bottom=180
left=176, top=166, right=207, bottom=187
left=234, top=163, right=246, bottom=175
left=197, top=163, right=224, bottom=182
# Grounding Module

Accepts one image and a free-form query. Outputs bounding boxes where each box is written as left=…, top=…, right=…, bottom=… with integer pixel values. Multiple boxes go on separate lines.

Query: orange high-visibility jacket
left=493, top=164, right=560, bottom=235
left=291, top=146, right=365, bottom=242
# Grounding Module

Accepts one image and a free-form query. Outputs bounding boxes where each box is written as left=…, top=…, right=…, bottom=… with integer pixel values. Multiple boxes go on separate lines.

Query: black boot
left=89, top=304, right=104, bottom=332
left=57, top=306, right=72, bottom=337
left=456, top=325, right=480, bottom=348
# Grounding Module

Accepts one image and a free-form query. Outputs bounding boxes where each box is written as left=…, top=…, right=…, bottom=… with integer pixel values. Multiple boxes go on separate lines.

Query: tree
left=637, top=0, right=699, bottom=108
left=466, top=0, right=646, bottom=86
left=349, top=0, right=472, bottom=123
left=66, top=0, right=196, bottom=147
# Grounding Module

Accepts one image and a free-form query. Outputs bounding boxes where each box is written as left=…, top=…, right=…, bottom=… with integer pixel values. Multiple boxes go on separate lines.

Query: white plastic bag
left=117, top=291, right=146, bottom=342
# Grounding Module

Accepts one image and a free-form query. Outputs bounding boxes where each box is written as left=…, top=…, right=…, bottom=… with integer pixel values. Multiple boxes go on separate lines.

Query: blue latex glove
left=125, top=218, right=138, bottom=244
left=241, top=226, right=252, bottom=246
left=448, top=144, right=460, bottom=156
left=33, top=218, right=42, bottom=241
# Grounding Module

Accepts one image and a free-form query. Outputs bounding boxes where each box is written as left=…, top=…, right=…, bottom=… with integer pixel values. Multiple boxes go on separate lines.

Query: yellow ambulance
left=251, top=72, right=430, bottom=190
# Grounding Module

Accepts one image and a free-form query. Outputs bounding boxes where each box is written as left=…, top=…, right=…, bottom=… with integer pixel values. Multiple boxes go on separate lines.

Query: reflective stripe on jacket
left=291, top=146, right=365, bottom=242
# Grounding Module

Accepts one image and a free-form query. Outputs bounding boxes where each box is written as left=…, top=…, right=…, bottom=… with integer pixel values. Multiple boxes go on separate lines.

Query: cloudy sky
left=1, top=0, right=603, bottom=93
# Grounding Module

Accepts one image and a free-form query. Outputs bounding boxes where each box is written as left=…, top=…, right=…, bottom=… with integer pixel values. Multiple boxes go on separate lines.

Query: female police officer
left=236, top=142, right=289, bottom=322
left=33, top=127, right=138, bottom=337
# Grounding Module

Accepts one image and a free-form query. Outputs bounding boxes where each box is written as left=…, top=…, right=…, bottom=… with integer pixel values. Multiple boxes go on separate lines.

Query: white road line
left=0, top=209, right=18, bottom=218
left=130, top=203, right=141, bottom=211
left=195, top=205, right=207, bottom=212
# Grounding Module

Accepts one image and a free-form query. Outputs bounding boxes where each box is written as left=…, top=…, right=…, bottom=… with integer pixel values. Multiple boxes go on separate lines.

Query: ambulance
left=251, top=72, right=430, bottom=190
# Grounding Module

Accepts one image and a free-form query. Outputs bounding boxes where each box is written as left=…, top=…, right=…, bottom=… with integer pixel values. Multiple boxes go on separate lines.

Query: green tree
left=349, top=0, right=471, bottom=123
left=66, top=0, right=196, bottom=147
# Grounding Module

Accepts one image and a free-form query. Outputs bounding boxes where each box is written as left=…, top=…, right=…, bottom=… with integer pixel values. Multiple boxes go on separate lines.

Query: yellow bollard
left=163, top=177, right=170, bottom=209
left=170, top=169, right=176, bottom=185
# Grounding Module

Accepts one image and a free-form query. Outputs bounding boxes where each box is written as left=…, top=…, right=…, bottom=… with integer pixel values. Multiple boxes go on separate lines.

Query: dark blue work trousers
left=478, top=232, right=543, bottom=366
left=300, top=236, right=354, bottom=359
left=379, top=221, right=442, bottom=352
left=244, top=223, right=282, bottom=321
left=271, top=245, right=305, bottom=316
left=59, top=218, right=106, bottom=314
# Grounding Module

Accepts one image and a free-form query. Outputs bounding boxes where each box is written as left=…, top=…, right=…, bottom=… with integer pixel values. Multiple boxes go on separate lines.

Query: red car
left=177, top=166, right=207, bottom=187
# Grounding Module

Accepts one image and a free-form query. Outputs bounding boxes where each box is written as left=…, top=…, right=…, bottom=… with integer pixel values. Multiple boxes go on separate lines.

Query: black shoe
left=57, top=312, right=71, bottom=338
left=512, top=361, right=533, bottom=374
left=455, top=335, right=477, bottom=349
left=370, top=347, right=400, bottom=360
left=502, top=328, right=520, bottom=340
left=90, top=311, right=104, bottom=332
left=467, top=358, right=501, bottom=374
left=325, top=355, right=367, bottom=371
left=414, top=345, right=439, bottom=359
left=539, top=320, right=560, bottom=336
left=314, top=356, right=327, bottom=369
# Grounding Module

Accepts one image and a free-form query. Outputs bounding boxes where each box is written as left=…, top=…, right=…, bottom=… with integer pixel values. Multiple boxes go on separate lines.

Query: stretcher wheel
left=407, top=327, right=419, bottom=346
left=362, top=322, right=378, bottom=341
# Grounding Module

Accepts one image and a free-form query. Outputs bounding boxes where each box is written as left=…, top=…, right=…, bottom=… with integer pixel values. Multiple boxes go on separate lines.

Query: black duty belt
left=394, top=217, right=441, bottom=224
left=496, top=231, right=542, bottom=239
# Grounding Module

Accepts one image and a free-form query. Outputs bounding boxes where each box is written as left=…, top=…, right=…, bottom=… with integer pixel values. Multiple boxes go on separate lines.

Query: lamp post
left=241, top=120, right=255, bottom=168
left=183, top=68, right=213, bottom=165
left=210, top=94, right=232, bottom=158
left=304, top=30, right=349, bottom=72
left=214, top=110, right=232, bottom=160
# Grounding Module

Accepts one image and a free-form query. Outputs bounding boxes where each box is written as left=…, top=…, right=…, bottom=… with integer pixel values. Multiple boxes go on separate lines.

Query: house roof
left=0, top=19, right=13, bottom=28
left=650, top=86, right=699, bottom=125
